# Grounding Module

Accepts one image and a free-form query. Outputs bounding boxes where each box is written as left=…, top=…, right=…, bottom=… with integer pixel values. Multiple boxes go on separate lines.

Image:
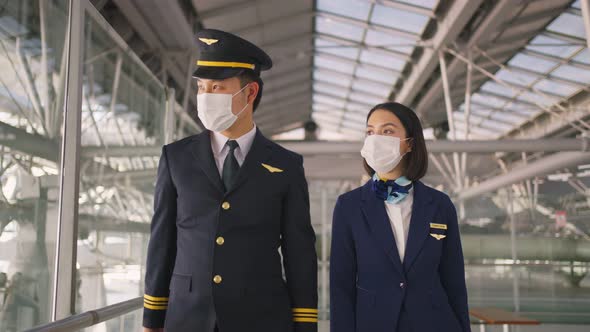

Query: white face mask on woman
left=197, top=84, right=249, bottom=132
left=360, top=134, right=410, bottom=174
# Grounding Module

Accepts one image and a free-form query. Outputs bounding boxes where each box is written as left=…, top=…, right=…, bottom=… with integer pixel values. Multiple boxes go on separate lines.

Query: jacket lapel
left=189, top=131, right=224, bottom=194
left=226, top=128, right=273, bottom=195
left=360, top=181, right=404, bottom=275
left=403, top=180, right=435, bottom=272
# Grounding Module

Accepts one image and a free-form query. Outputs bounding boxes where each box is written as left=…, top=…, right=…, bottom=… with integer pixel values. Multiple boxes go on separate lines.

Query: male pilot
left=142, top=29, right=318, bottom=332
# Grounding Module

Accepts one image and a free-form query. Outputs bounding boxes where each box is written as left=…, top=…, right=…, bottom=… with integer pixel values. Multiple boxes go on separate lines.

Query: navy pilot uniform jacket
left=330, top=180, right=470, bottom=332
left=143, top=129, right=318, bottom=331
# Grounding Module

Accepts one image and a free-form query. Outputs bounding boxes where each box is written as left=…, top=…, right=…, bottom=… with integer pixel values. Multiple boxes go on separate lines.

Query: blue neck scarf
left=371, top=174, right=413, bottom=204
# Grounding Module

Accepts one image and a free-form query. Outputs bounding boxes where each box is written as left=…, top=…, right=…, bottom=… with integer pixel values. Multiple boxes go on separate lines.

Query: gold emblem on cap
left=199, top=38, right=219, bottom=45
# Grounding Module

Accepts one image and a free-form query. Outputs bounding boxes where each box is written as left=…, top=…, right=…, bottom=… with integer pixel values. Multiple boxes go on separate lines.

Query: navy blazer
left=330, top=180, right=470, bottom=332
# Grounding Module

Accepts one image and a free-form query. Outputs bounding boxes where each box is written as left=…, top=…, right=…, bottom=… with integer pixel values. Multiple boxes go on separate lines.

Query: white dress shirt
left=210, top=125, right=257, bottom=176
left=384, top=188, right=414, bottom=262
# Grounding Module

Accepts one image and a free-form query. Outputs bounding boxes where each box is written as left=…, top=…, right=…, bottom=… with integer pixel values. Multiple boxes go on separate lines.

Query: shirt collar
left=211, top=124, right=257, bottom=155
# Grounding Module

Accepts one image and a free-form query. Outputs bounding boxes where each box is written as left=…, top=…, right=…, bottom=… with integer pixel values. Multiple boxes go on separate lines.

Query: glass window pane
left=317, top=0, right=372, bottom=20
left=313, top=93, right=345, bottom=107
left=526, top=35, right=582, bottom=58
left=343, top=110, right=367, bottom=123
left=516, top=91, right=557, bottom=107
left=370, top=4, right=429, bottom=34
left=359, top=50, right=406, bottom=70
left=489, top=111, right=529, bottom=123
left=508, top=53, right=558, bottom=73
left=348, top=91, right=383, bottom=105
left=354, top=65, right=397, bottom=84
left=397, top=0, right=439, bottom=9
left=313, top=103, right=336, bottom=112
left=552, top=65, right=590, bottom=84
left=313, top=70, right=351, bottom=88
left=346, top=101, right=371, bottom=113
left=78, top=8, right=171, bottom=314
left=480, top=82, right=517, bottom=99
left=503, top=103, right=539, bottom=117
left=313, top=111, right=343, bottom=125
left=315, top=38, right=360, bottom=60
left=351, top=79, right=391, bottom=97
left=364, top=29, right=414, bottom=54
left=314, top=82, right=348, bottom=99
left=0, top=1, right=69, bottom=330
left=471, top=93, right=507, bottom=108
left=534, top=79, right=580, bottom=97
left=496, top=69, right=539, bottom=86
left=314, top=55, right=355, bottom=75
left=341, top=118, right=366, bottom=130
left=315, top=16, right=365, bottom=42
left=572, top=48, right=590, bottom=64
left=546, top=12, right=585, bottom=39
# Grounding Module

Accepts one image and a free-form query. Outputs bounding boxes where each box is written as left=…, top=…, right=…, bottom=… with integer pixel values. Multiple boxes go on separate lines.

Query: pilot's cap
left=193, top=29, right=273, bottom=80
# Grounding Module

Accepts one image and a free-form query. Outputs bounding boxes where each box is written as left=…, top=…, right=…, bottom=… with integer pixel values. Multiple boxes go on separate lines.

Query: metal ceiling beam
left=458, top=151, right=590, bottom=201
left=395, top=0, right=485, bottom=105
left=112, top=0, right=189, bottom=88
left=504, top=95, right=590, bottom=139
left=79, top=214, right=149, bottom=233
left=273, top=138, right=590, bottom=156
left=0, top=121, right=60, bottom=162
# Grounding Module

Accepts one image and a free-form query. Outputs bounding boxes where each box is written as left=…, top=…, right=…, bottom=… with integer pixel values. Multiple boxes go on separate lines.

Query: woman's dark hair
left=363, top=102, right=428, bottom=181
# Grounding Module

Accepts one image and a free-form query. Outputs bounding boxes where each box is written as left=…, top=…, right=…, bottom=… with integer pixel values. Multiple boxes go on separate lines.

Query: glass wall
left=74, top=7, right=167, bottom=313
left=0, top=0, right=199, bottom=329
left=0, top=0, right=69, bottom=330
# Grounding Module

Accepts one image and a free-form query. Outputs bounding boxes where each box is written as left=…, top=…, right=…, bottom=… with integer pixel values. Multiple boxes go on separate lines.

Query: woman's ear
left=406, top=137, right=413, bottom=152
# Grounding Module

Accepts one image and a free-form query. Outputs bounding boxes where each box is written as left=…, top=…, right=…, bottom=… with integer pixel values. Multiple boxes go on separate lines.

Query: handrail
left=26, top=297, right=142, bottom=332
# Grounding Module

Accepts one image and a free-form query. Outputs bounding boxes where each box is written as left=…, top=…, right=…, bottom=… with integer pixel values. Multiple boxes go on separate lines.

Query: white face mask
left=361, top=134, right=410, bottom=174
left=197, top=84, right=249, bottom=132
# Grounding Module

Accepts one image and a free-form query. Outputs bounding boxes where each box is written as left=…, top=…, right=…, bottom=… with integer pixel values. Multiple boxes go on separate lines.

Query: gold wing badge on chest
left=261, top=163, right=283, bottom=173
left=429, top=222, right=447, bottom=240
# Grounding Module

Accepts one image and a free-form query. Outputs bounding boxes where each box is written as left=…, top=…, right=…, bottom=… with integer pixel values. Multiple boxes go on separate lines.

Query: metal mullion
left=53, top=0, right=85, bottom=320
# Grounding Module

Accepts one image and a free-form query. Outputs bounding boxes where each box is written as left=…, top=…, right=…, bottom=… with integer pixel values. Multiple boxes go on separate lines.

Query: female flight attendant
left=330, top=102, right=470, bottom=332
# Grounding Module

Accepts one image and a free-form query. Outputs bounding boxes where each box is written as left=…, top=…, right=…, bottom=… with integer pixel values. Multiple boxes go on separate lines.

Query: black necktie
left=222, top=140, right=240, bottom=191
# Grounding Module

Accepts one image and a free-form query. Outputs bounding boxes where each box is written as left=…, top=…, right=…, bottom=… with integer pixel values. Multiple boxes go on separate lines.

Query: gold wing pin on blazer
left=261, top=163, right=284, bottom=173
left=430, top=233, right=446, bottom=240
